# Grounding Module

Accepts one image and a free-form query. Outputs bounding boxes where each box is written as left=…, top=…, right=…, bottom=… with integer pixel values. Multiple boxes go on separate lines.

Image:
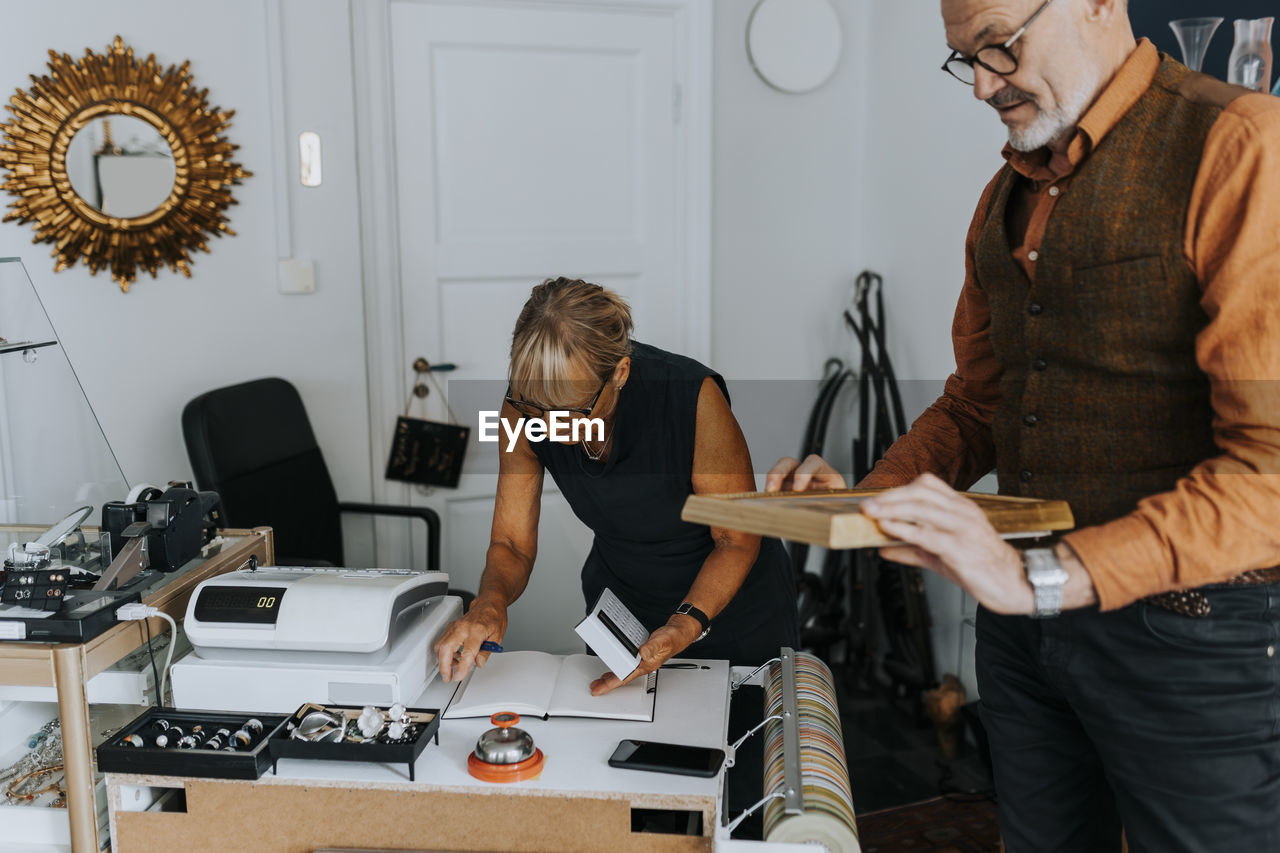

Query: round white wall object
left=746, top=0, right=843, bottom=94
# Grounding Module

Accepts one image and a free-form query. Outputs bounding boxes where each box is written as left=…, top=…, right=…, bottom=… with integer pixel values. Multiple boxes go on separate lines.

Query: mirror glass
left=66, top=115, right=175, bottom=217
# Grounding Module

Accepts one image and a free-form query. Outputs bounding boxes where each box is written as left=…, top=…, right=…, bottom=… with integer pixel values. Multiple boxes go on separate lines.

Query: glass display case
left=0, top=257, right=129, bottom=529
left=0, top=256, right=137, bottom=644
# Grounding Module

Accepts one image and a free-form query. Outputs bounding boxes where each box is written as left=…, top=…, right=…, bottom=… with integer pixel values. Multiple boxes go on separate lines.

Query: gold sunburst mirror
left=0, top=36, right=250, bottom=292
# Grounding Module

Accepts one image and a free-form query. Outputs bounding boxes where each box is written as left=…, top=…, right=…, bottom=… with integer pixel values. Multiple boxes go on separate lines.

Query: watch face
left=1024, top=549, right=1065, bottom=583
left=1028, top=565, right=1070, bottom=586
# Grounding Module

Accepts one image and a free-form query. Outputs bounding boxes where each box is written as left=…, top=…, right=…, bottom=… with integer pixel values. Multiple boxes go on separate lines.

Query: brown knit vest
left=974, top=57, right=1239, bottom=529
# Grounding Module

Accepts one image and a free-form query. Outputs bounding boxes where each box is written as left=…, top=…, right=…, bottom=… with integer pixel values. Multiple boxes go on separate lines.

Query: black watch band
left=674, top=602, right=711, bottom=640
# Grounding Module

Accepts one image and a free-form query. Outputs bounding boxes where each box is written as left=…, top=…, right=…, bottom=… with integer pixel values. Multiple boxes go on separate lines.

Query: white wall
left=712, top=0, right=871, bottom=480
left=862, top=0, right=1008, bottom=699
left=864, top=1, right=1006, bottom=383
left=712, top=0, right=870, bottom=383
left=0, top=0, right=373, bottom=517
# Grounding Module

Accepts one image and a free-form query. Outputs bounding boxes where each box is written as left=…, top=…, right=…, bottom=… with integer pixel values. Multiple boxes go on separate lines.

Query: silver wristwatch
left=1022, top=547, right=1069, bottom=618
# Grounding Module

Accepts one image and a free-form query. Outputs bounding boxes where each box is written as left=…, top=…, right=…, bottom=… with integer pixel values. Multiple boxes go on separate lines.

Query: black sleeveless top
left=529, top=342, right=798, bottom=665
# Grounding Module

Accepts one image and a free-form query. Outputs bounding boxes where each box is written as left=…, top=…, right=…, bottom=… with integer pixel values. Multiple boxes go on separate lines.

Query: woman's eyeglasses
left=504, top=377, right=608, bottom=418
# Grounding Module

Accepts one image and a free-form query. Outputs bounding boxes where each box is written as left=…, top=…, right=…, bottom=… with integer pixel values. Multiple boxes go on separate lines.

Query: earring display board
left=681, top=489, right=1073, bottom=549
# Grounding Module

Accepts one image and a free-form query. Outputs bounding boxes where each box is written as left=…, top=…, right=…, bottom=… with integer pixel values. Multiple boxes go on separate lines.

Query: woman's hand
left=588, top=616, right=702, bottom=696
left=436, top=400, right=541, bottom=683
left=434, top=599, right=509, bottom=683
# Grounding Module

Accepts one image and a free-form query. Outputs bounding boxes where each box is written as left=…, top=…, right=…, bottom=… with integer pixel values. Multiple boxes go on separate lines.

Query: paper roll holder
left=724, top=647, right=805, bottom=834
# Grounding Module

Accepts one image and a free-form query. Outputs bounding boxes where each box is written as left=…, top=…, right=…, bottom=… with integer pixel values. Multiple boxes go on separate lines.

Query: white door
left=355, top=0, right=711, bottom=653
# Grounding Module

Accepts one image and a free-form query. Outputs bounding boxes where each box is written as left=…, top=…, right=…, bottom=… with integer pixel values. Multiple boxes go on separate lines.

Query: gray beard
left=1005, top=75, right=1098, bottom=152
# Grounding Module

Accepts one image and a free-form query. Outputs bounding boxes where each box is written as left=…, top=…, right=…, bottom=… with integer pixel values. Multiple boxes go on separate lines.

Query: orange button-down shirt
left=861, top=39, right=1280, bottom=610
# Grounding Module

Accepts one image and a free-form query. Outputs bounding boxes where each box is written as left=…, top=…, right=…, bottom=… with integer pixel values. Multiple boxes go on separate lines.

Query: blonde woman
left=435, top=278, right=798, bottom=695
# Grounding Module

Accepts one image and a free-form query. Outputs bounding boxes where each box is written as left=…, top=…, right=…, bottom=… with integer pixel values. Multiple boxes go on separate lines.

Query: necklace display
left=1, top=719, right=65, bottom=807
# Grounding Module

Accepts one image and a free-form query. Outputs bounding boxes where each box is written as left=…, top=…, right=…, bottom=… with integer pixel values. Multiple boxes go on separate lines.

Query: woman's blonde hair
left=509, top=277, right=633, bottom=406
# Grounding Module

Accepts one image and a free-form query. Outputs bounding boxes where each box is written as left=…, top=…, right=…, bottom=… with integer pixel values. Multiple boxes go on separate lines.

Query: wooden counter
left=106, top=661, right=734, bottom=852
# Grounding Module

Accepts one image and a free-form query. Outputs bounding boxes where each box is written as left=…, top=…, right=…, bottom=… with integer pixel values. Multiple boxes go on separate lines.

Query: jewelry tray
left=96, top=707, right=289, bottom=780
left=269, top=702, right=441, bottom=782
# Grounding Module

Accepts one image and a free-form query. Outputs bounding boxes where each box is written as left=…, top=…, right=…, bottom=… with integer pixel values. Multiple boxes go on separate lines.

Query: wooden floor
left=834, top=670, right=1002, bottom=853
left=857, top=796, right=1001, bottom=853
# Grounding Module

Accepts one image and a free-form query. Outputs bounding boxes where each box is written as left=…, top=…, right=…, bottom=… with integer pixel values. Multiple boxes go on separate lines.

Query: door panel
left=378, top=0, right=700, bottom=652
left=430, top=46, right=641, bottom=242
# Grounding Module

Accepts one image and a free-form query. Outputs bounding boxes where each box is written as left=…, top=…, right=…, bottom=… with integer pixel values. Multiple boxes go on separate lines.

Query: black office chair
left=182, top=378, right=461, bottom=601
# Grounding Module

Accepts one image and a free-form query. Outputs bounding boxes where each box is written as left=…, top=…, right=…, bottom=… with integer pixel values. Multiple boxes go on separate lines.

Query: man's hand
left=860, top=473, right=1035, bottom=615
left=765, top=454, right=849, bottom=493
left=589, top=615, right=702, bottom=696
left=433, top=599, right=508, bottom=683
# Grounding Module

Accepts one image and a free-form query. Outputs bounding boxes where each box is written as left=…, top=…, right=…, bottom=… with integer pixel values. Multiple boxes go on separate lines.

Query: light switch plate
left=278, top=258, right=316, bottom=295
left=299, top=131, right=322, bottom=187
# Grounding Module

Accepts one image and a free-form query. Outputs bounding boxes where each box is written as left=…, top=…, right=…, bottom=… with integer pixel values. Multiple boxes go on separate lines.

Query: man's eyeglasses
left=941, top=0, right=1056, bottom=85
left=504, top=377, right=608, bottom=418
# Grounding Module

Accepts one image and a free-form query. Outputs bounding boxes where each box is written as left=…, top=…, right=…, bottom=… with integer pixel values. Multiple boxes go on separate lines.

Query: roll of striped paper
left=761, top=652, right=860, bottom=852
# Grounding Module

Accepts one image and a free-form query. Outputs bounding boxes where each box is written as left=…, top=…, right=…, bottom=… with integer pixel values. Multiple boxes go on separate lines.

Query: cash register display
left=193, top=586, right=287, bottom=624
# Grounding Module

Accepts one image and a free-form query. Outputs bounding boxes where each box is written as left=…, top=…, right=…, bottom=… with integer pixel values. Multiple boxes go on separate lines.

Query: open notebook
left=443, top=651, right=658, bottom=722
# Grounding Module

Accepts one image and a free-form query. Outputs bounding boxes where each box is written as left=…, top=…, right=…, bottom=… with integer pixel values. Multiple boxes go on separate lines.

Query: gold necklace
left=581, top=427, right=613, bottom=461
left=582, top=388, right=621, bottom=461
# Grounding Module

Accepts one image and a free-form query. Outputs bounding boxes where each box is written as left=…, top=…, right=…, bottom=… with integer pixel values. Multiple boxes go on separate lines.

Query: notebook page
left=546, top=654, right=657, bottom=721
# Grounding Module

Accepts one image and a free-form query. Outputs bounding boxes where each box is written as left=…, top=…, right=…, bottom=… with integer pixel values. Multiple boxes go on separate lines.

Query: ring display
left=97, top=708, right=288, bottom=780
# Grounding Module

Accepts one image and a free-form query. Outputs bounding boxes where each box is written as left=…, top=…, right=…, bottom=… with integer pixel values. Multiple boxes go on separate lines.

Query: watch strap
left=674, top=602, right=711, bottom=640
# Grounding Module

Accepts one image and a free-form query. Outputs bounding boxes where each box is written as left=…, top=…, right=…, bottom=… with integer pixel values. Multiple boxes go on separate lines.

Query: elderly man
left=769, top=0, right=1280, bottom=850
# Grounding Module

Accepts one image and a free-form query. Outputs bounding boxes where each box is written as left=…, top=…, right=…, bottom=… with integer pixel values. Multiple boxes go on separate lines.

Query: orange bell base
left=467, top=748, right=546, bottom=783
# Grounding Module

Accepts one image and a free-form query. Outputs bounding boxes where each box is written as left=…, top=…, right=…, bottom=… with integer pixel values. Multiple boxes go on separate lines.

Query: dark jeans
left=976, top=584, right=1280, bottom=853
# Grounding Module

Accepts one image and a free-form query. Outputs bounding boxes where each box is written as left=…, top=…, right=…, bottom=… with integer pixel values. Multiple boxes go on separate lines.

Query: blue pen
left=480, top=640, right=504, bottom=653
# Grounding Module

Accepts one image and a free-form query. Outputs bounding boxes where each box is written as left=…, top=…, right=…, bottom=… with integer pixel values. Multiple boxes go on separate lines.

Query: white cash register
left=171, top=567, right=462, bottom=712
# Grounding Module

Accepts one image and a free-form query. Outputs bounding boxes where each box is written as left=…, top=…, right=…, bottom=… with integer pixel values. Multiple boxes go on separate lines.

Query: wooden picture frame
left=681, top=489, right=1074, bottom=549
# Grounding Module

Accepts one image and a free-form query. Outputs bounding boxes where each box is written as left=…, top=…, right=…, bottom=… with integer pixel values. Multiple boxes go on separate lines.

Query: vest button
left=1028, top=302, right=1043, bottom=316
left=1023, top=414, right=1038, bottom=426
left=1028, top=250, right=1040, bottom=262
left=1048, top=186, right=1060, bottom=197
left=1019, top=469, right=1034, bottom=482
left=1033, top=358, right=1048, bottom=371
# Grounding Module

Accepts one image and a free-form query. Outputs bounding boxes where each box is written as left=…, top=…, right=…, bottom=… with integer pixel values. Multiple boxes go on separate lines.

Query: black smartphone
left=607, top=739, right=725, bottom=778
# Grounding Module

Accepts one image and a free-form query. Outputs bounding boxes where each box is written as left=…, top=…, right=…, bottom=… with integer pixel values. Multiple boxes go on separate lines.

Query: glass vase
left=1169, top=17, right=1223, bottom=72
left=1228, top=17, right=1274, bottom=92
